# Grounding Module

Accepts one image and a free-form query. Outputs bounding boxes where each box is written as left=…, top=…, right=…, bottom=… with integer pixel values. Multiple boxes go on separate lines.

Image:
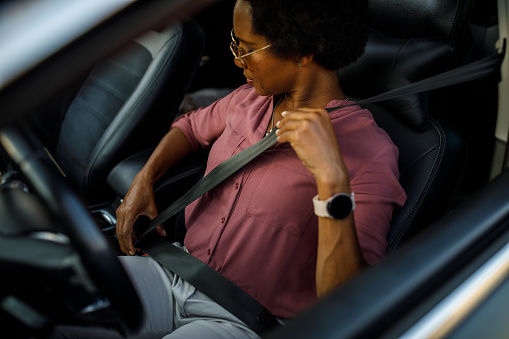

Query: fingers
left=274, top=107, right=346, bottom=181
left=115, top=196, right=163, bottom=256
left=116, top=205, right=137, bottom=256
left=275, top=107, right=331, bottom=144
left=156, top=224, right=167, bottom=237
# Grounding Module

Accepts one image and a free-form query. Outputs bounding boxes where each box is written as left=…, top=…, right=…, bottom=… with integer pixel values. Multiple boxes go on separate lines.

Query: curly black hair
left=243, top=0, right=368, bottom=70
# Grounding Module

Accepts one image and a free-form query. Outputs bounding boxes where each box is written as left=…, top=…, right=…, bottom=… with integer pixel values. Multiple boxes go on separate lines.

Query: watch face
left=328, top=194, right=353, bottom=219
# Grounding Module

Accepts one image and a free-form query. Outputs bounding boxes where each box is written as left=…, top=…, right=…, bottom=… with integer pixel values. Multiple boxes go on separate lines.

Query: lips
left=244, top=73, right=254, bottom=85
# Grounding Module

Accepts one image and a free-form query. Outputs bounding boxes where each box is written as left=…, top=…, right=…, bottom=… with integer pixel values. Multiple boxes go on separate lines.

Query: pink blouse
left=171, top=85, right=406, bottom=318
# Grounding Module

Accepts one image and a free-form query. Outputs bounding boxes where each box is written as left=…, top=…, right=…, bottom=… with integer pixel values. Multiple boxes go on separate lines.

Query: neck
left=285, top=68, right=345, bottom=110
left=266, top=67, right=346, bottom=136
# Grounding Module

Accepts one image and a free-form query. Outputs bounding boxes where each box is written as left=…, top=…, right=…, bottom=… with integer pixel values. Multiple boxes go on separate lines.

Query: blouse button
left=221, top=217, right=226, bottom=223
left=235, top=183, right=239, bottom=189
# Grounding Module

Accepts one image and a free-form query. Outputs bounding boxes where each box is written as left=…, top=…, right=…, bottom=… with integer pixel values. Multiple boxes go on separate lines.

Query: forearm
left=316, top=215, right=365, bottom=297
left=137, top=127, right=193, bottom=184
left=314, top=167, right=366, bottom=297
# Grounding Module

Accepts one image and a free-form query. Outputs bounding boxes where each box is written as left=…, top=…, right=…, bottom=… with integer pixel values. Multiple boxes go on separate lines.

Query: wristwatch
left=312, top=192, right=355, bottom=220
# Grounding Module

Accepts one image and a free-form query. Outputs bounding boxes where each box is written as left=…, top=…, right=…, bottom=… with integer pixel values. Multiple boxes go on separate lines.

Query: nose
left=233, top=58, right=246, bottom=69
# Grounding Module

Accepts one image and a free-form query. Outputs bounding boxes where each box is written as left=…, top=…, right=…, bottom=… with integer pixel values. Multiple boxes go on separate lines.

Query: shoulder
left=227, top=84, right=270, bottom=108
left=328, top=102, right=399, bottom=171
left=328, top=102, right=393, bottom=148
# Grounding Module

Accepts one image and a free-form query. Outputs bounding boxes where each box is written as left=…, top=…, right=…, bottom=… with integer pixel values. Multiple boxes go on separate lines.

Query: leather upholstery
left=340, top=0, right=474, bottom=131
left=368, top=0, right=474, bottom=39
left=339, top=30, right=454, bottom=130
left=54, top=19, right=204, bottom=203
left=339, top=0, right=473, bottom=251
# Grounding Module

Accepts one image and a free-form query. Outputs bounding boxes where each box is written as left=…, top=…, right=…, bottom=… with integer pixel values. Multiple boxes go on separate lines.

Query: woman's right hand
left=113, top=127, right=193, bottom=256
left=115, top=173, right=165, bottom=256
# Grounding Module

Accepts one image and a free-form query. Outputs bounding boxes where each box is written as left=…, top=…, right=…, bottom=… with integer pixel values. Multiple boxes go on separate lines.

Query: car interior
left=0, top=0, right=508, bottom=338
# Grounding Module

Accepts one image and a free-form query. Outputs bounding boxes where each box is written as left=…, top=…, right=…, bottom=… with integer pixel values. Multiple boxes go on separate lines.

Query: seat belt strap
left=327, top=49, right=503, bottom=112
left=137, top=234, right=280, bottom=335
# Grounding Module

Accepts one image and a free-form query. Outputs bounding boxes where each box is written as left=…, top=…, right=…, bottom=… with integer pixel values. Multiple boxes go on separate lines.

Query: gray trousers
left=51, top=256, right=259, bottom=339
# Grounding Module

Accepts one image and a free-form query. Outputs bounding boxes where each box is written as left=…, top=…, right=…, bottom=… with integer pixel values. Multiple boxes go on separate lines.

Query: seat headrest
left=368, top=0, right=474, bottom=39
left=339, top=28, right=455, bottom=131
left=339, top=0, right=474, bottom=131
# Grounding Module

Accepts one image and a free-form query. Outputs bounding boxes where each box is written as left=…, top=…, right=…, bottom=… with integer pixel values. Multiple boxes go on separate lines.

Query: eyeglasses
left=230, top=29, right=272, bottom=67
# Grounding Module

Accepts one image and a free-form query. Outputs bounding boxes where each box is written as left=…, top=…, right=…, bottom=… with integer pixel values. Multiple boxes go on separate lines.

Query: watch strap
left=313, top=192, right=355, bottom=219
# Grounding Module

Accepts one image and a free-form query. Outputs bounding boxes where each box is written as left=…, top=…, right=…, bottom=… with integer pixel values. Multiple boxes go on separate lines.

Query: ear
left=297, top=55, right=314, bottom=67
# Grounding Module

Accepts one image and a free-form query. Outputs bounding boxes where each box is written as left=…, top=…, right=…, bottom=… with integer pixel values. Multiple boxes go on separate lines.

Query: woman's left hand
left=275, top=107, right=348, bottom=190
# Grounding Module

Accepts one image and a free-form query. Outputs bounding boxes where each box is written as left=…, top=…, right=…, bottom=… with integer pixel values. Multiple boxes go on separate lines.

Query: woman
left=53, top=0, right=405, bottom=338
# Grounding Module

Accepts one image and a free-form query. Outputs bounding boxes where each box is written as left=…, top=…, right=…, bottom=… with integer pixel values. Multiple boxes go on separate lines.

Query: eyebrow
left=233, top=30, right=255, bottom=45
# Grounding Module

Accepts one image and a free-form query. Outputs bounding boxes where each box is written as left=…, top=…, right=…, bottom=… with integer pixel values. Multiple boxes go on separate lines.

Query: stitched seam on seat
left=447, top=0, right=463, bottom=38
left=398, top=142, right=439, bottom=175
left=391, top=119, right=446, bottom=250
left=385, top=41, right=408, bottom=90
left=88, top=70, right=133, bottom=102
left=388, top=118, right=446, bottom=252
left=71, top=95, right=113, bottom=125
left=104, top=57, right=146, bottom=79
left=436, top=117, right=468, bottom=212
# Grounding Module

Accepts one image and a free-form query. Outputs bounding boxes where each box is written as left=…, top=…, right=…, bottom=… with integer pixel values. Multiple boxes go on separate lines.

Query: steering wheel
left=0, top=124, right=144, bottom=336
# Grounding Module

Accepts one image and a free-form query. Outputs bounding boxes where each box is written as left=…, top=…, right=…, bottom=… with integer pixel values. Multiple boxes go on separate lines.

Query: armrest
left=107, top=148, right=207, bottom=207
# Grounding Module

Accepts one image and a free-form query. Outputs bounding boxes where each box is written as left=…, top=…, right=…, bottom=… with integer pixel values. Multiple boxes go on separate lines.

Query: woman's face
left=232, top=0, right=298, bottom=96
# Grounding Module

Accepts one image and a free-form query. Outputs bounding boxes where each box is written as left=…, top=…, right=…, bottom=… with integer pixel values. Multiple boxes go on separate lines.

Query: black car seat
left=339, top=0, right=473, bottom=252
left=40, top=18, right=204, bottom=204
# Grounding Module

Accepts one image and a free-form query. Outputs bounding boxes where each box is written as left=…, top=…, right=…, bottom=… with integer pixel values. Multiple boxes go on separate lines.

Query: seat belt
left=325, top=48, right=504, bottom=113
left=134, top=49, right=504, bottom=335
left=136, top=233, right=281, bottom=334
